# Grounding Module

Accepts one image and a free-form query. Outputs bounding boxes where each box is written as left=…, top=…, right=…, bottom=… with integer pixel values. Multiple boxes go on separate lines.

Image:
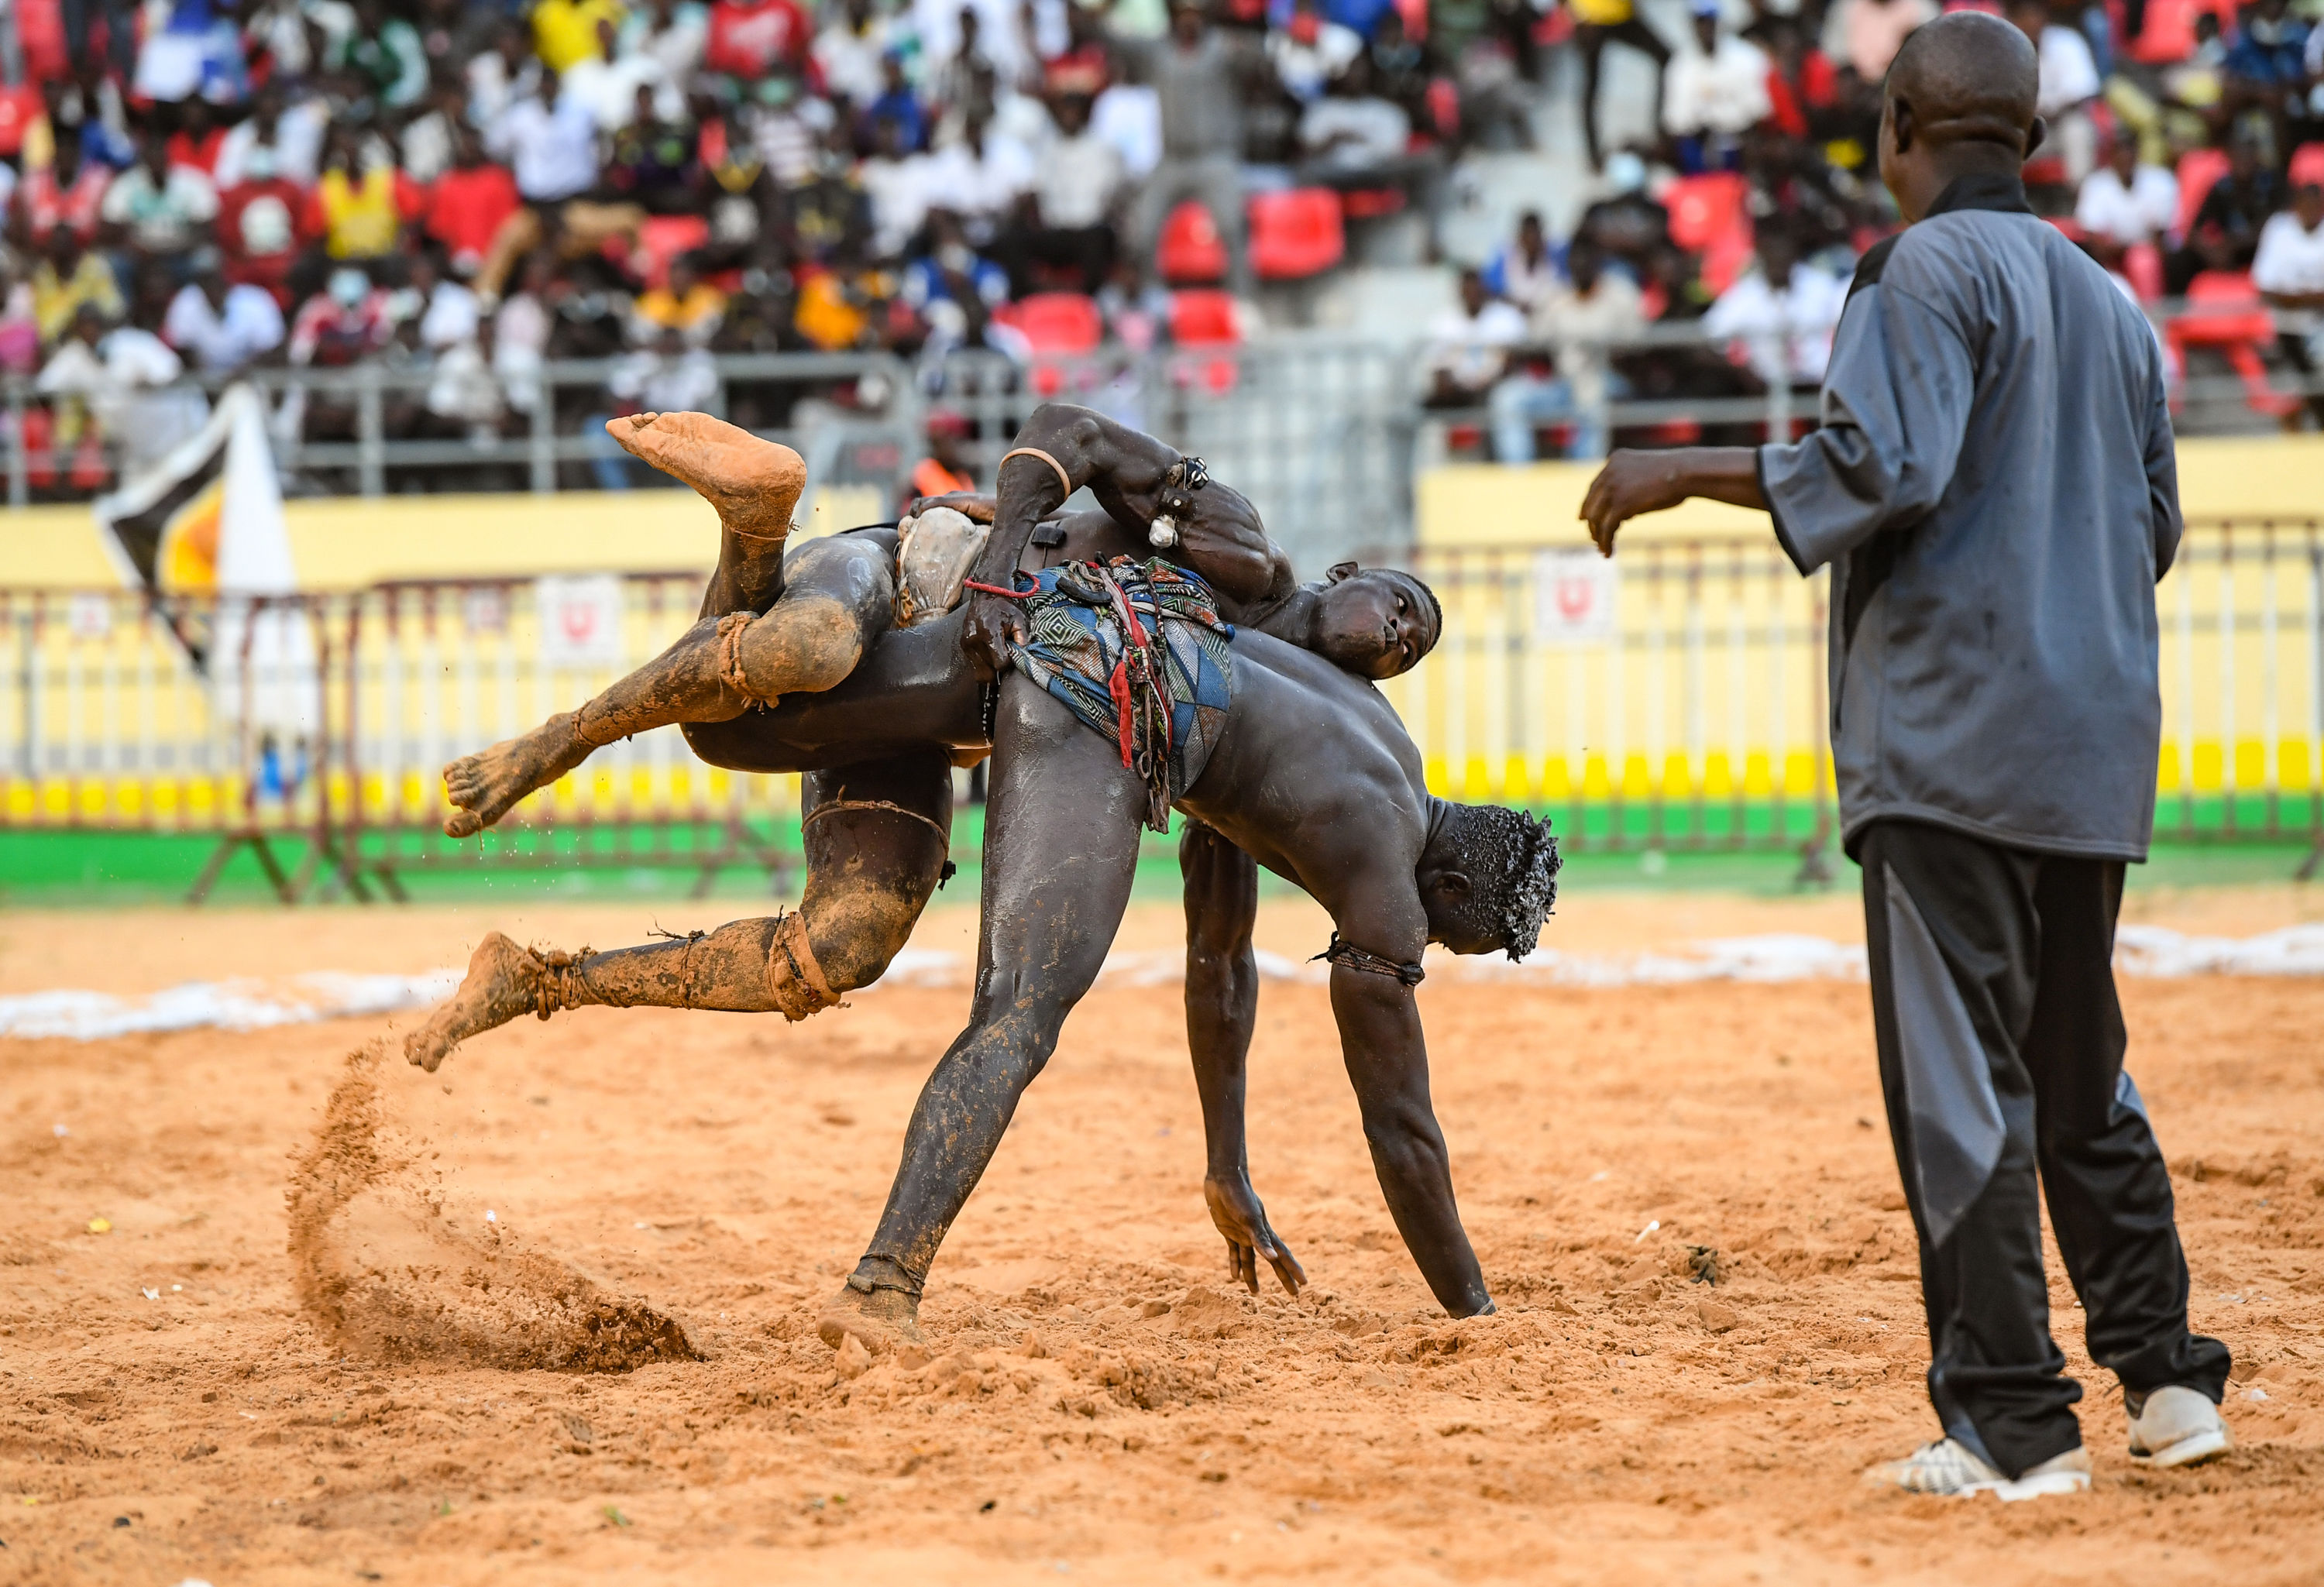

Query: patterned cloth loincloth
left=999, top=556, right=1236, bottom=831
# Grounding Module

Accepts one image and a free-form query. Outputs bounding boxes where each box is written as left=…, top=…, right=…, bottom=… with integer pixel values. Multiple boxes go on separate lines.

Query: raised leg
left=408, top=749, right=954, bottom=1070
left=602, top=411, right=806, bottom=618
left=441, top=535, right=895, bottom=837
left=819, top=677, right=1147, bottom=1352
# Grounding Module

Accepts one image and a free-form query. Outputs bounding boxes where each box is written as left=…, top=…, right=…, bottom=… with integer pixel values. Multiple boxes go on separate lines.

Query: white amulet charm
left=1147, top=514, right=1181, bottom=548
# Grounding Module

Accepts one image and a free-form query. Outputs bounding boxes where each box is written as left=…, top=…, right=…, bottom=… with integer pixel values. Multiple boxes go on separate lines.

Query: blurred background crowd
left=0, top=0, right=2319, bottom=499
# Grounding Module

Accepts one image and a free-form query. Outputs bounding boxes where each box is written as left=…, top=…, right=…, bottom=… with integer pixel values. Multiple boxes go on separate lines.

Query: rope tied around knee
left=714, top=610, right=779, bottom=707
left=768, top=908, right=841, bottom=1022
left=801, top=791, right=951, bottom=848
left=1312, top=933, right=1426, bottom=987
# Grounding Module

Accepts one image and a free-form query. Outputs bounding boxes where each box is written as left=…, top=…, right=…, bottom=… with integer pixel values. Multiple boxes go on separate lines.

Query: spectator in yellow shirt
left=631, top=256, right=728, bottom=344
left=30, top=228, right=124, bottom=347
left=534, top=0, right=629, bottom=73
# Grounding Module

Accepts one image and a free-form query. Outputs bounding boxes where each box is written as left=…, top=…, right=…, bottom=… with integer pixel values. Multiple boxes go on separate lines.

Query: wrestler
left=405, top=563, right=1559, bottom=1341
left=441, top=407, right=1437, bottom=838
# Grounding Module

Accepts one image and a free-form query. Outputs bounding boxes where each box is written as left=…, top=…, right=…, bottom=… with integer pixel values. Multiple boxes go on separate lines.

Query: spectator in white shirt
left=813, top=0, right=890, bottom=106
left=2009, top=0, right=2100, bottom=181
left=1295, top=57, right=1446, bottom=257
left=1483, top=211, right=1562, bottom=316
left=212, top=83, right=328, bottom=190
left=920, top=109, right=1035, bottom=249
left=2075, top=137, right=2178, bottom=270
left=622, top=0, right=710, bottom=88
left=40, top=302, right=210, bottom=478
left=999, top=93, right=1123, bottom=293
left=1269, top=0, right=1363, bottom=102
left=1701, top=225, right=1847, bottom=388
left=490, top=67, right=601, bottom=204
left=859, top=114, right=934, bottom=259
left=1423, top=269, right=1528, bottom=407
left=408, top=251, right=482, bottom=351
left=99, top=134, right=220, bottom=259
left=162, top=255, right=286, bottom=374
left=566, top=15, right=678, bottom=129
left=2254, top=180, right=2324, bottom=426
left=1662, top=0, right=1771, bottom=169
left=1091, top=75, right=1162, bottom=182
left=1491, top=239, right=1646, bottom=462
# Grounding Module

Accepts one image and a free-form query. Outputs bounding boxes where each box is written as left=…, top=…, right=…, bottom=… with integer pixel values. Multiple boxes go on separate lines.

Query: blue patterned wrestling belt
left=979, top=556, right=1236, bottom=832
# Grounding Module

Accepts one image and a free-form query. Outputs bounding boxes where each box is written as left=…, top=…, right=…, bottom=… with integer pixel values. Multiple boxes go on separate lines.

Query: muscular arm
left=1181, top=822, right=1306, bottom=1297
left=1331, top=964, right=1492, bottom=1317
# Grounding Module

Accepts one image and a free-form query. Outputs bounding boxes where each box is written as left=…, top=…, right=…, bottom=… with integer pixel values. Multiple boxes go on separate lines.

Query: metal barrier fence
left=0, top=575, right=800, bottom=900
left=5, top=520, right=2321, bottom=895
left=1384, top=520, right=2324, bottom=867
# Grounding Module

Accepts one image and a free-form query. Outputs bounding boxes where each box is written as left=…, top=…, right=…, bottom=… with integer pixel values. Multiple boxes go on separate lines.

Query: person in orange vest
left=905, top=408, right=975, bottom=503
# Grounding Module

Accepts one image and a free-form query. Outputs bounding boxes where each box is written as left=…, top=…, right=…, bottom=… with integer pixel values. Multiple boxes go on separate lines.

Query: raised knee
left=802, top=880, right=923, bottom=992
left=737, top=596, right=867, bottom=696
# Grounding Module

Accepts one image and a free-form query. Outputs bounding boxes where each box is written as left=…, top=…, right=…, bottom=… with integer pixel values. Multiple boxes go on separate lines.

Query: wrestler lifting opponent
left=419, top=409, right=1442, bottom=1297
left=407, top=563, right=1556, bottom=1343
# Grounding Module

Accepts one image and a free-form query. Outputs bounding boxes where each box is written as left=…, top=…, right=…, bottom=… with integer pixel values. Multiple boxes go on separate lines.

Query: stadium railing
left=1384, top=520, right=2324, bottom=877
left=5, top=520, right=2319, bottom=899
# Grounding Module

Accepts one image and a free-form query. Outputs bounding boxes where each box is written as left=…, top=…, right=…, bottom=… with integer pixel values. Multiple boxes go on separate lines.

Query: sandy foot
left=403, top=932, right=556, bottom=1072
left=606, top=411, right=804, bottom=540
left=442, top=713, right=590, bottom=838
left=818, top=1283, right=925, bottom=1355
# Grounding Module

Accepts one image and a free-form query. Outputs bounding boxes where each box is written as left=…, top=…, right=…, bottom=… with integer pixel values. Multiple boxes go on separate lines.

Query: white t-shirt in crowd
left=1663, top=33, right=1772, bottom=139
left=163, top=282, right=287, bottom=372
left=1703, top=261, right=1848, bottom=385
left=2253, top=209, right=2324, bottom=334
left=2036, top=24, right=2100, bottom=118
left=491, top=91, right=601, bottom=202
left=1036, top=131, right=1122, bottom=231
left=1425, top=299, right=1528, bottom=394
left=859, top=152, right=933, bottom=258
left=2075, top=163, right=2179, bottom=248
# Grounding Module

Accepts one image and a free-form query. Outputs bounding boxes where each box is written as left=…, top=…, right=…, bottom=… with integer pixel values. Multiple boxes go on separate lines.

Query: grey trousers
left=1858, top=819, right=2229, bottom=1477
left=1130, top=155, right=1248, bottom=293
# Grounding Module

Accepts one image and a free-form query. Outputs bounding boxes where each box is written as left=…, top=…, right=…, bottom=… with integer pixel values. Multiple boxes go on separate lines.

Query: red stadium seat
left=2291, top=143, right=2324, bottom=190
left=1248, top=188, right=1344, bottom=280
left=2167, top=272, right=2300, bottom=419
left=2123, top=242, right=2164, bottom=301
left=634, top=215, right=710, bottom=290
left=1339, top=187, right=1407, bottom=219
left=2126, top=0, right=2236, bottom=66
left=1009, top=291, right=1105, bottom=398
left=1168, top=290, right=1241, bottom=395
left=1157, top=201, right=1229, bottom=285
left=2172, top=148, right=2232, bottom=243
left=1664, top=172, right=1748, bottom=253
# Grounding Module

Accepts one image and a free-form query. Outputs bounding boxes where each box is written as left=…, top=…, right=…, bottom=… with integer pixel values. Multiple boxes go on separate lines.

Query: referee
left=1581, top=13, right=2231, bottom=1499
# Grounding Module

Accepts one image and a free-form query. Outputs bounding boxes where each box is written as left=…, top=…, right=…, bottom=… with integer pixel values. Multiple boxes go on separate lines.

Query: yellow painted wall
left=0, top=483, right=889, bottom=590
left=1417, top=435, right=2324, bottom=547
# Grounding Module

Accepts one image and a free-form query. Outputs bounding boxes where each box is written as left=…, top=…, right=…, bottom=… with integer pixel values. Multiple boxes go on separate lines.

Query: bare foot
left=817, top=1283, right=924, bottom=1355
left=442, top=714, right=590, bottom=838
left=404, top=933, right=555, bottom=1072
left=605, top=412, right=804, bottom=540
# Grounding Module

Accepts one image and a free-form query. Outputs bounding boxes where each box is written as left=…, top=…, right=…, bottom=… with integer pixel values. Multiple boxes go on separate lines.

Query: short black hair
left=1439, top=803, right=1560, bottom=959
left=1390, top=569, right=1444, bottom=651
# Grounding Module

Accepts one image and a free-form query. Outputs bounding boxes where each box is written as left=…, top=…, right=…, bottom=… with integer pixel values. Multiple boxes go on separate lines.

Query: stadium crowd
left=0, top=0, right=2317, bottom=493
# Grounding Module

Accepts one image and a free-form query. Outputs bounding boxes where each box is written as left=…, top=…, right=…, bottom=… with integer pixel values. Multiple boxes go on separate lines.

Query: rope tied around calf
left=1312, top=933, right=1426, bottom=986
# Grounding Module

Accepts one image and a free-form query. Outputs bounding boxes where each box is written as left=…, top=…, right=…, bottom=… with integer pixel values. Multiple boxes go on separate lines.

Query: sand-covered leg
left=442, top=713, right=596, bottom=838
left=817, top=1281, right=927, bottom=1354
left=603, top=412, right=805, bottom=616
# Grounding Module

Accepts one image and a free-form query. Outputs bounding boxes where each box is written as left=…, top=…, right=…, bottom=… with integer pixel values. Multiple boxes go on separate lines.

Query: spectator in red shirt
left=215, top=144, right=311, bottom=305
left=704, top=0, right=811, bottom=81
left=1762, top=19, right=1840, bottom=144
left=164, top=98, right=227, bottom=177
left=425, top=127, right=522, bottom=279
left=15, top=136, right=111, bottom=246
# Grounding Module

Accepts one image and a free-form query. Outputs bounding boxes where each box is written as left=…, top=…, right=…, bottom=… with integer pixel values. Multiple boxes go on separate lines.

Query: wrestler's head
left=1418, top=802, right=1560, bottom=960
left=1312, top=564, right=1442, bottom=680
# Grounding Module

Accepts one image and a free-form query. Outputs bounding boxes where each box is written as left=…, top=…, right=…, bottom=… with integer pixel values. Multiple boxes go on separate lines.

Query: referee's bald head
left=1885, top=12, right=2040, bottom=155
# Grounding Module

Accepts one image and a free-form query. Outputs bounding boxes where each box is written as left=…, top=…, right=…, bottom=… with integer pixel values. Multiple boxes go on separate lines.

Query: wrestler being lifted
left=440, top=404, right=1439, bottom=839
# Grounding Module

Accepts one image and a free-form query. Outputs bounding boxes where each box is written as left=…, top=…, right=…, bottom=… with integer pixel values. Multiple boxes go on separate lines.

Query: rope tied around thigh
left=802, top=790, right=951, bottom=849
left=714, top=610, right=778, bottom=706
left=1312, top=933, right=1426, bottom=986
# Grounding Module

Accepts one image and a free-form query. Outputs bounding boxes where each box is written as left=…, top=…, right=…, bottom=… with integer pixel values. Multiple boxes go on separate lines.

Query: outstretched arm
left=1332, top=965, right=1492, bottom=1317
left=1181, top=822, right=1306, bottom=1297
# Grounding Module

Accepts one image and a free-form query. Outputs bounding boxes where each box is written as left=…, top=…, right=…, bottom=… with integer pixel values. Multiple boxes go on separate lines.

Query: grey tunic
left=1759, top=174, right=2182, bottom=862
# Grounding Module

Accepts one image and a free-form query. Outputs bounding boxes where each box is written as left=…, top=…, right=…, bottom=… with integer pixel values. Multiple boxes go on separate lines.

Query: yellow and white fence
left=3, top=519, right=2319, bottom=891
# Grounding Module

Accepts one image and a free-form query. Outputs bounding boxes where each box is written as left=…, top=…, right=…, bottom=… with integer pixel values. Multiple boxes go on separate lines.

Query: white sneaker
left=2127, top=1386, right=2233, bottom=1468
left=1865, top=1438, right=2092, bottom=1500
